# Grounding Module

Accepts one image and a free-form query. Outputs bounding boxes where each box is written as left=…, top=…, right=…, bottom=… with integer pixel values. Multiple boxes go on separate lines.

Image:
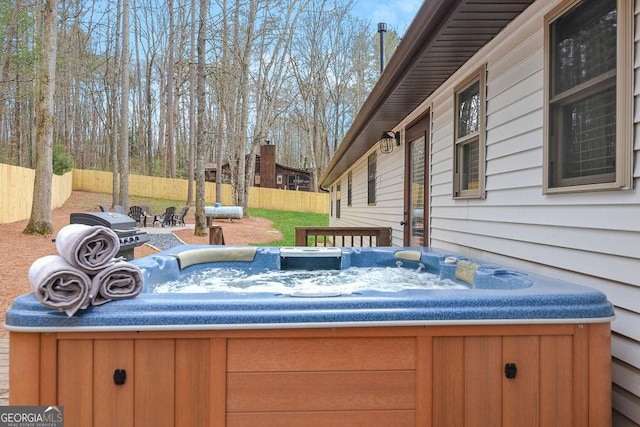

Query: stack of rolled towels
left=28, top=223, right=144, bottom=316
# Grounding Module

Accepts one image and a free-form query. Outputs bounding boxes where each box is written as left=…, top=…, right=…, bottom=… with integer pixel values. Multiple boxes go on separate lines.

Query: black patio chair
left=128, top=205, right=144, bottom=226
left=172, top=206, right=189, bottom=226
left=154, top=206, right=176, bottom=227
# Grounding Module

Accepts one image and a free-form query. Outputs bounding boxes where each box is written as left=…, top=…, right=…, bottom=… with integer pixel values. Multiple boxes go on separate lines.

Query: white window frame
left=367, top=152, right=377, bottom=205
left=347, top=171, right=352, bottom=207
left=335, top=181, right=341, bottom=219
left=453, top=65, right=486, bottom=199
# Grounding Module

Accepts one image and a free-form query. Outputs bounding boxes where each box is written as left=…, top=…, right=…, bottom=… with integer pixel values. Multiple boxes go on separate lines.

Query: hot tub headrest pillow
left=175, top=247, right=258, bottom=269
left=455, top=260, right=481, bottom=285
left=393, top=250, right=422, bottom=262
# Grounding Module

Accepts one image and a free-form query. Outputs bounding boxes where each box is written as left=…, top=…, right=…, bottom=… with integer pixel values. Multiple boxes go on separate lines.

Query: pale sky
left=351, top=0, right=423, bottom=36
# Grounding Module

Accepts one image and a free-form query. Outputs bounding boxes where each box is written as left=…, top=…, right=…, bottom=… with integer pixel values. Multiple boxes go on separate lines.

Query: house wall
left=329, top=147, right=406, bottom=247
left=329, top=0, right=640, bottom=423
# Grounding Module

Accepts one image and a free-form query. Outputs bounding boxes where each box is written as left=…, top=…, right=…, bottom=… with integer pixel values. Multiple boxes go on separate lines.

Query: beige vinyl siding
left=426, top=0, right=640, bottom=422
left=429, top=92, right=455, bottom=204
left=330, top=146, right=405, bottom=246
left=632, top=0, right=640, bottom=184
left=326, top=0, right=639, bottom=420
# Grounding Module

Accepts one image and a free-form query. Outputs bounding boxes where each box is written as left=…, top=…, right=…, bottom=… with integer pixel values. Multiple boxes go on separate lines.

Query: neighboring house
left=321, top=0, right=638, bottom=423
left=205, top=143, right=313, bottom=191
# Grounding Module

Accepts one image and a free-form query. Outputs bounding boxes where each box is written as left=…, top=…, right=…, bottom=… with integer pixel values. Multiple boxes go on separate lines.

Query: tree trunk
left=235, top=0, right=258, bottom=214
left=157, top=67, right=166, bottom=169
left=118, top=0, right=130, bottom=210
left=194, top=0, right=208, bottom=237
left=24, top=0, right=57, bottom=236
left=133, top=0, right=146, bottom=175
left=145, top=58, right=154, bottom=174
left=110, top=0, right=121, bottom=208
left=165, top=0, right=176, bottom=178
left=215, top=0, right=228, bottom=205
left=186, top=0, right=196, bottom=205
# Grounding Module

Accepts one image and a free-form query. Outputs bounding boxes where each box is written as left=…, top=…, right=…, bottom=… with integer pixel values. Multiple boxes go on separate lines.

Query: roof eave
left=320, top=0, right=534, bottom=189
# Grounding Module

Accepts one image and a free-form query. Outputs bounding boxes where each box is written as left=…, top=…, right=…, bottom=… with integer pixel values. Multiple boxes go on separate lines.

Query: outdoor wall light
left=378, top=131, right=400, bottom=154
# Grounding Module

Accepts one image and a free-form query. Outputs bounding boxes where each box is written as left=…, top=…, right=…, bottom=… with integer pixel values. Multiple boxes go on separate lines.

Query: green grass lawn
left=124, top=195, right=329, bottom=246
left=247, top=208, right=329, bottom=246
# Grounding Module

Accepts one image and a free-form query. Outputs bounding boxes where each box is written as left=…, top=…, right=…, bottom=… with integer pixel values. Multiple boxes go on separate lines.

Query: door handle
left=400, top=221, right=407, bottom=226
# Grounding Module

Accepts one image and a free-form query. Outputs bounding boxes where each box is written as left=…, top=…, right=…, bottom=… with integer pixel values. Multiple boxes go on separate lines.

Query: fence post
left=209, top=226, right=225, bottom=245
left=294, top=228, right=307, bottom=246
left=379, top=228, right=392, bottom=246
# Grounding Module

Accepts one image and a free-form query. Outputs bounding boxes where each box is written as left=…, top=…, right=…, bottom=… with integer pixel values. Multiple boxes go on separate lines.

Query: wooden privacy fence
left=73, top=169, right=231, bottom=205
left=0, top=165, right=328, bottom=224
left=72, top=169, right=329, bottom=214
left=0, top=164, right=72, bottom=223
left=295, top=226, right=392, bottom=247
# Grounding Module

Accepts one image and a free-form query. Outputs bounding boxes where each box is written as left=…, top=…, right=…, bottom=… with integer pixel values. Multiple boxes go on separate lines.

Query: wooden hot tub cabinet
left=10, top=323, right=611, bottom=427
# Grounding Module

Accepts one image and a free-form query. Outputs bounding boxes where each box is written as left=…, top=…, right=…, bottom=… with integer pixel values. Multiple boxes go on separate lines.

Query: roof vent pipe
left=377, top=22, right=387, bottom=74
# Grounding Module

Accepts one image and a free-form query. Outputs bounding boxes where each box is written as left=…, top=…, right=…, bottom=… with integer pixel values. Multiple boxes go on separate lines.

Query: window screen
left=453, top=67, right=485, bottom=199
left=548, top=0, right=618, bottom=188
left=367, top=152, right=376, bottom=205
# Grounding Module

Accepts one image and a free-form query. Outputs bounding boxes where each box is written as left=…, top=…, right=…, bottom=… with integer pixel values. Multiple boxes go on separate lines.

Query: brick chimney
left=259, top=142, right=276, bottom=188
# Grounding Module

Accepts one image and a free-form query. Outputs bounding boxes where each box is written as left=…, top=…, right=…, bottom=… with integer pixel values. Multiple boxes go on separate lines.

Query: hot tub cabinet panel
left=10, top=323, right=611, bottom=427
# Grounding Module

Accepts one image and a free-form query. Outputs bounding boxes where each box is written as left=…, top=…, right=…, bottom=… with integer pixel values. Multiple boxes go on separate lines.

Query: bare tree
left=227, top=0, right=258, bottom=213
left=0, top=0, right=23, bottom=145
left=214, top=0, right=229, bottom=205
left=0, top=0, right=390, bottom=200
left=118, top=0, right=131, bottom=209
left=194, top=0, right=208, bottom=237
left=165, top=0, right=176, bottom=178
left=289, top=1, right=334, bottom=191
left=185, top=0, right=197, bottom=206
left=24, top=0, right=57, bottom=235
left=243, top=0, right=309, bottom=204
left=133, top=0, right=147, bottom=174
left=109, top=0, right=121, bottom=207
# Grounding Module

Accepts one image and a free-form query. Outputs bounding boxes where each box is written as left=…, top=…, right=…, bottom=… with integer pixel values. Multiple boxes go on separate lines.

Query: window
left=330, top=186, right=334, bottom=217
left=544, top=0, right=632, bottom=192
left=367, top=152, right=376, bottom=205
left=336, top=182, right=341, bottom=218
left=453, top=66, right=485, bottom=198
left=347, top=171, right=352, bottom=206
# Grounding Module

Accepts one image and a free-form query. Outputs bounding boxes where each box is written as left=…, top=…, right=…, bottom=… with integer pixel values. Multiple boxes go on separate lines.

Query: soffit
left=320, top=0, right=535, bottom=188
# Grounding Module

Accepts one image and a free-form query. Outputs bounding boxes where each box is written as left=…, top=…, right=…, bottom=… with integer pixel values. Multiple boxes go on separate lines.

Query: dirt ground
left=0, top=191, right=282, bottom=336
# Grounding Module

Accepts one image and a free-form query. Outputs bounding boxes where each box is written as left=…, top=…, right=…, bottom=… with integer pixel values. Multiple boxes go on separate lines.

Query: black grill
left=69, top=212, right=150, bottom=260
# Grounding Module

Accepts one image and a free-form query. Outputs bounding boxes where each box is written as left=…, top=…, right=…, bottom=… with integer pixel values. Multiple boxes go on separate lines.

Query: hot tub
left=6, top=246, right=614, bottom=426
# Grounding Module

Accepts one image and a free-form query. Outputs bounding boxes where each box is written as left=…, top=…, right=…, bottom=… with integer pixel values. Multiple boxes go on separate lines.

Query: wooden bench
left=295, top=226, right=392, bottom=247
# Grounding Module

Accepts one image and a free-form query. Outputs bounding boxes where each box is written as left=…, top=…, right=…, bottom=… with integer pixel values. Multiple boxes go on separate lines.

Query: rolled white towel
left=55, top=223, right=120, bottom=273
left=89, top=260, right=144, bottom=306
left=28, top=255, right=92, bottom=317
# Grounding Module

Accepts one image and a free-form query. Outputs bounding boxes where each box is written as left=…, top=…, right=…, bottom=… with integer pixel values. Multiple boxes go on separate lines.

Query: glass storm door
left=404, top=113, right=429, bottom=247
left=407, top=137, right=426, bottom=246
